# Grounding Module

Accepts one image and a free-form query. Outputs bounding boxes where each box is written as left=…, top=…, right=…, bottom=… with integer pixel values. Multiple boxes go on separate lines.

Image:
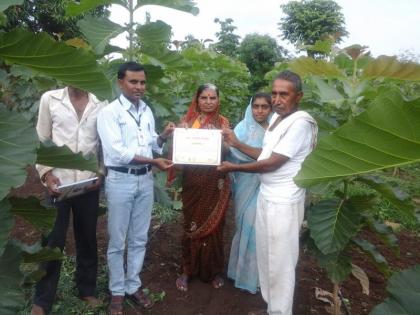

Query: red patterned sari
left=178, top=96, right=231, bottom=282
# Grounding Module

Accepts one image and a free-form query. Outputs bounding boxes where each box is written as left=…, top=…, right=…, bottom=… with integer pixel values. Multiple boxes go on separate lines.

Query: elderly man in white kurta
left=218, top=70, right=318, bottom=315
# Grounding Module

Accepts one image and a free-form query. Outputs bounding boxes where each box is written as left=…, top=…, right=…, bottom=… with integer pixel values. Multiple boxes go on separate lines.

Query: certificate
left=172, top=128, right=222, bottom=165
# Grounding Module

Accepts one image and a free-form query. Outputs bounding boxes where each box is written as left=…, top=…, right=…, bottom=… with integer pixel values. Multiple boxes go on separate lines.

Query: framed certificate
left=56, top=177, right=98, bottom=201
left=172, top=128, right=222, bottom=165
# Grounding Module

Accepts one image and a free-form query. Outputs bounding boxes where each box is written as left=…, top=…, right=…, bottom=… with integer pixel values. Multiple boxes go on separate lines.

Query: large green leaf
left=137, top=20, right=172, bottom=47
left=288, top=57, right=344, bottom=78
left=312, top=76, right=344, bottom=105
left=77, top=16, right=126, bottom=55
left=366, top=217, right=399, bottom=253
left=353, top=238, right=390, bottom=277
left=0, top=0, right=23, bottom=12
left=0, top=29, right=111, bottom=100
left=308, top=198, right=362, bottom=255
left=66, top=0, right=119, bottom=16
left=0, top=108, right=38, bottom=200
left=370, top=265, right=420, bottom=315
left=307, top=235, right=352, bottom=283
left=0, top=200, right=14, bottom=257
left=9, top=197, right=56, bottom=232
left=36, top=141, right=98, bottom=173
left=0, top=242, right=24, bottom=315
left=356, top=175, right=415, bottom=215
left=135, top=0, right=199, bottom=15
left=362, top=56, right=420, bottom=81
left=17, top=241, right=64, bottom=263
left=295, top=90, right=420, bottom=187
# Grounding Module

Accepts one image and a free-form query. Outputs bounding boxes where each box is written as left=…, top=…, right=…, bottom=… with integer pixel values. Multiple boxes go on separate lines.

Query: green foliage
left=239, top=33, right=289, bottom=92
left=0, top=107, right=38, bottom=200
left=0, top=242, right=24, bottom=315
left=352, top=238, right=390, bottom=276
left=37, top=141, right=99, bottom=173
left=148, top=47, right=250, bottom=124
left=136, top=20, right=172, bottom=53
left=370, top=265, right=420, bottom=315
left=0, top=200, right=14, bottom=257
left=308, top=197, right=362, bottom=255
left=291, top=49, right=420, bottom=306
left=279, top=0, right=348, bottom=56
left=212, top=18, right=240, bottom=58
left=2, top=0, right=109, bottom=40
left=0, top=64, right=56, bottom=120
left=9, top=197, right=56, bottom=233
left=19, top=255, right=109, bottom=314
left=0, top=1, right=23, bottom=13
left=295, top=90, right=420, bottom=187
left=0, top=29, right=112, bottom=99
left=135, top=0, right=199, bottom=15
left=77, top=16, right=125, bottom=55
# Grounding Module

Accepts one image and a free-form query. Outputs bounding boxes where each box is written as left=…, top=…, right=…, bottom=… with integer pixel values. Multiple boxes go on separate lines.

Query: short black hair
left=274, top=70, right=302, bottom=93
left=252, top=92, right=271, bottom=105
left=118, top=62, right=145, bottom=80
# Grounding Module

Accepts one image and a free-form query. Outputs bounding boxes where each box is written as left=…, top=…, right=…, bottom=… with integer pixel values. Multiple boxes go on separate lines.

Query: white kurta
left=256, top=111, right=317, bottom=315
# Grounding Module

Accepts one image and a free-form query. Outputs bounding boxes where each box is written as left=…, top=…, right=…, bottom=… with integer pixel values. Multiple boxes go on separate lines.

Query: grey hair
left=274, top=70, right=302, bottom=93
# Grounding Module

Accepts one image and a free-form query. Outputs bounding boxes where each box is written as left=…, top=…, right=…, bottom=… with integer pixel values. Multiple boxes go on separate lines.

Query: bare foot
left=212, top=275, right=224, bottom=289
left=175, top=274, right=189, bottom=291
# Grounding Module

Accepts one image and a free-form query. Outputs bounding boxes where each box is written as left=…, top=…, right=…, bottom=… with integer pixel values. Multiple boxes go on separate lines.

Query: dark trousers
left=33, top=190, right=99, bottom=313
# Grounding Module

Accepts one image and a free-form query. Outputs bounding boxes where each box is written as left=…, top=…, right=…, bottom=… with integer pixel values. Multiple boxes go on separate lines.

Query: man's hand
left=217, top=161, right=237, bottom=173
left=222, top=128, right=240, bottom=147
left=154, top=158, right=174, bottom=171
left=161, top=122, right=176, bottom=139
left=45, top=172, right=61, bottom=196
left=85, top=176, right=103, bottom=192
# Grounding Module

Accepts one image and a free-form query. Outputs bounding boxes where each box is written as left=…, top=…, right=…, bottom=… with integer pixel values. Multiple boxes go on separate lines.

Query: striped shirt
left=97, top=94, right=162, bottom=168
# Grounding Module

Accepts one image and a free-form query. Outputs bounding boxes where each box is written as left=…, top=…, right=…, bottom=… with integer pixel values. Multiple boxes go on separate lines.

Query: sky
left=110, top=0, right=420, bottom=58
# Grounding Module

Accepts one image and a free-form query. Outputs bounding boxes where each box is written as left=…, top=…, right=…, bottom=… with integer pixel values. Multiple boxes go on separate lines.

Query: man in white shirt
left=32, top=87, right=106, bottom=315
left=218, top=71, right=318, bottom=315
left=97, top=62, right=174, bottom=314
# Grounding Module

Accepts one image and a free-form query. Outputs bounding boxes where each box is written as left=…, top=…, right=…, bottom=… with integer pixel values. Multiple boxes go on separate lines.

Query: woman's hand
left=222, top=128, right=240, bottom=148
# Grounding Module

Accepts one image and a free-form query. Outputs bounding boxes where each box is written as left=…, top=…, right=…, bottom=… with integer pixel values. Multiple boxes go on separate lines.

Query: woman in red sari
left=174, top=83, right=231, bottom=291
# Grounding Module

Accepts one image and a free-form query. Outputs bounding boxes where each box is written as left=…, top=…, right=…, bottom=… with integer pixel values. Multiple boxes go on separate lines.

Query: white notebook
left=56, top=177, right=98, bottom=201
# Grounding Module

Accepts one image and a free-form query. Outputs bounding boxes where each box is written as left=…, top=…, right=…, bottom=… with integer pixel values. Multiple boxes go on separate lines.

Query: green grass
left=20, top=256, right=109, bottom=315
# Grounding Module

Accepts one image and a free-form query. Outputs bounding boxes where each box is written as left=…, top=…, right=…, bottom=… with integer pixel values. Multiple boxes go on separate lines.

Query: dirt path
left=10, top=168, right=420, bottom=315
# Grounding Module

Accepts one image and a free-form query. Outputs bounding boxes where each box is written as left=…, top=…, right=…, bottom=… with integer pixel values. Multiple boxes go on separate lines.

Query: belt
left=107, top=164, right=151, bottom=176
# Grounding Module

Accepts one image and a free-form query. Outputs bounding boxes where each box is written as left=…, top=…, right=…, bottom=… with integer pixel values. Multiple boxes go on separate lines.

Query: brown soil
left=10, top=167, right=420, bottom=315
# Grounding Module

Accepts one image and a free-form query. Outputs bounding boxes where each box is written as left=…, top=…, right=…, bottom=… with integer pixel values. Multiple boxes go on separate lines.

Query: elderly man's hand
left=217, top=161, right=236, bottom=173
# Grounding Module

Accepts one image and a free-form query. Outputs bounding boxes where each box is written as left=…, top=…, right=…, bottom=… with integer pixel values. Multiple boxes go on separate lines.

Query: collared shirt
left=97, top=94, right=162, bottom=168
left=258, top=111, right=317, bottom=203
left=36, top=87, right=107, bottom=185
